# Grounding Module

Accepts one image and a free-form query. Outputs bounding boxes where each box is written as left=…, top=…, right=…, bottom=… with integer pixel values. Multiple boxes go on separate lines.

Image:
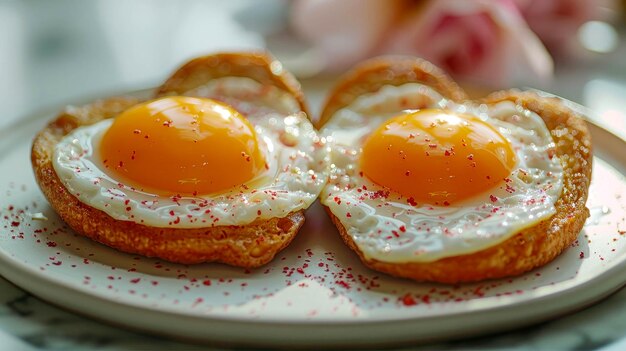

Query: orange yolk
left=99, top=96, right=265, bottom=195
left=361, top=109, right=516, bottom=205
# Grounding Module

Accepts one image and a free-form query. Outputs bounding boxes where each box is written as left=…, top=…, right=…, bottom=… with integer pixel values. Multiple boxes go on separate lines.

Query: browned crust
left=31, top=53, right=311, bottom=268
left=324, top=90, right=592, bottom=283
left=317, top=55, right=469, bottom=129
left=156, top=51, right=310, bottom=118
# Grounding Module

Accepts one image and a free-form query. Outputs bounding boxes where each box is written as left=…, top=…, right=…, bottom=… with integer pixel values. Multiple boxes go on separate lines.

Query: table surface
left=1, top=1, right=625, bottom=350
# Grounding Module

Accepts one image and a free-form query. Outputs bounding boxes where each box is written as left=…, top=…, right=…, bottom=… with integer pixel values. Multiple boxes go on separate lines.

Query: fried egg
left=53, top=77, right=328, bottom=228
left=320, top=83, right=563, bottom=263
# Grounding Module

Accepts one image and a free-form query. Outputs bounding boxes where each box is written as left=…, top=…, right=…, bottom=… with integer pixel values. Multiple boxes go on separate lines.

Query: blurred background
left=0, top=0, right=625, bottom=138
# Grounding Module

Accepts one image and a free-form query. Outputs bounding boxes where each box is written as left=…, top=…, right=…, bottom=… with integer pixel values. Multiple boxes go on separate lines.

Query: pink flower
left=290, top=0, right=405, bottom=71
left=289, top=0, right=556, bottom=87
left=379, top=0, right=553, bottom=87
left=514, top=0, right=615, bottom=55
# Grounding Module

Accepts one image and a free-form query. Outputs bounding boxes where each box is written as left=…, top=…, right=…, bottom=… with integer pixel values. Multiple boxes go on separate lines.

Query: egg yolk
left=361, top=109, right=516, bottom=205
left=99, top=96, right=265, bottom=195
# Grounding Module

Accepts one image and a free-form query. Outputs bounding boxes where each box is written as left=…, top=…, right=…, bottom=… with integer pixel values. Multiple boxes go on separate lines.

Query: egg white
left=53, top=77, right=329, bottom=228
left=320, top=84, right=564, bottom=263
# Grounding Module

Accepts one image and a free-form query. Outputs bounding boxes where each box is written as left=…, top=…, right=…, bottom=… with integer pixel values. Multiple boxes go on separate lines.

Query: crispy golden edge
left=316, top=55, right=469, bottom=129
left=156, top=51, right=311, bottom=119
left=324, top=90, right=592, bottom=283
left=31, top=52, right=313, bottom=268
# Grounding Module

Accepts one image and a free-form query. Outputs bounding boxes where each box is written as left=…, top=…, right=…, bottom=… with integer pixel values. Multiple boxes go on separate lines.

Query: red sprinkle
left=401, top=294, right=417, bottom=306
left=335, top=280, right=350, bottom=289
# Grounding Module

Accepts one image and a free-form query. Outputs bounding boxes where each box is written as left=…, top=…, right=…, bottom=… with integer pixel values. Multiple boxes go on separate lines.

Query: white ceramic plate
left=0, top=95, right=625, bottom=348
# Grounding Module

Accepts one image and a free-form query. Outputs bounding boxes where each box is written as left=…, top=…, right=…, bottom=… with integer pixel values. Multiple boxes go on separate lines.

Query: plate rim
left=1, top=218, right=626, bottom=325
